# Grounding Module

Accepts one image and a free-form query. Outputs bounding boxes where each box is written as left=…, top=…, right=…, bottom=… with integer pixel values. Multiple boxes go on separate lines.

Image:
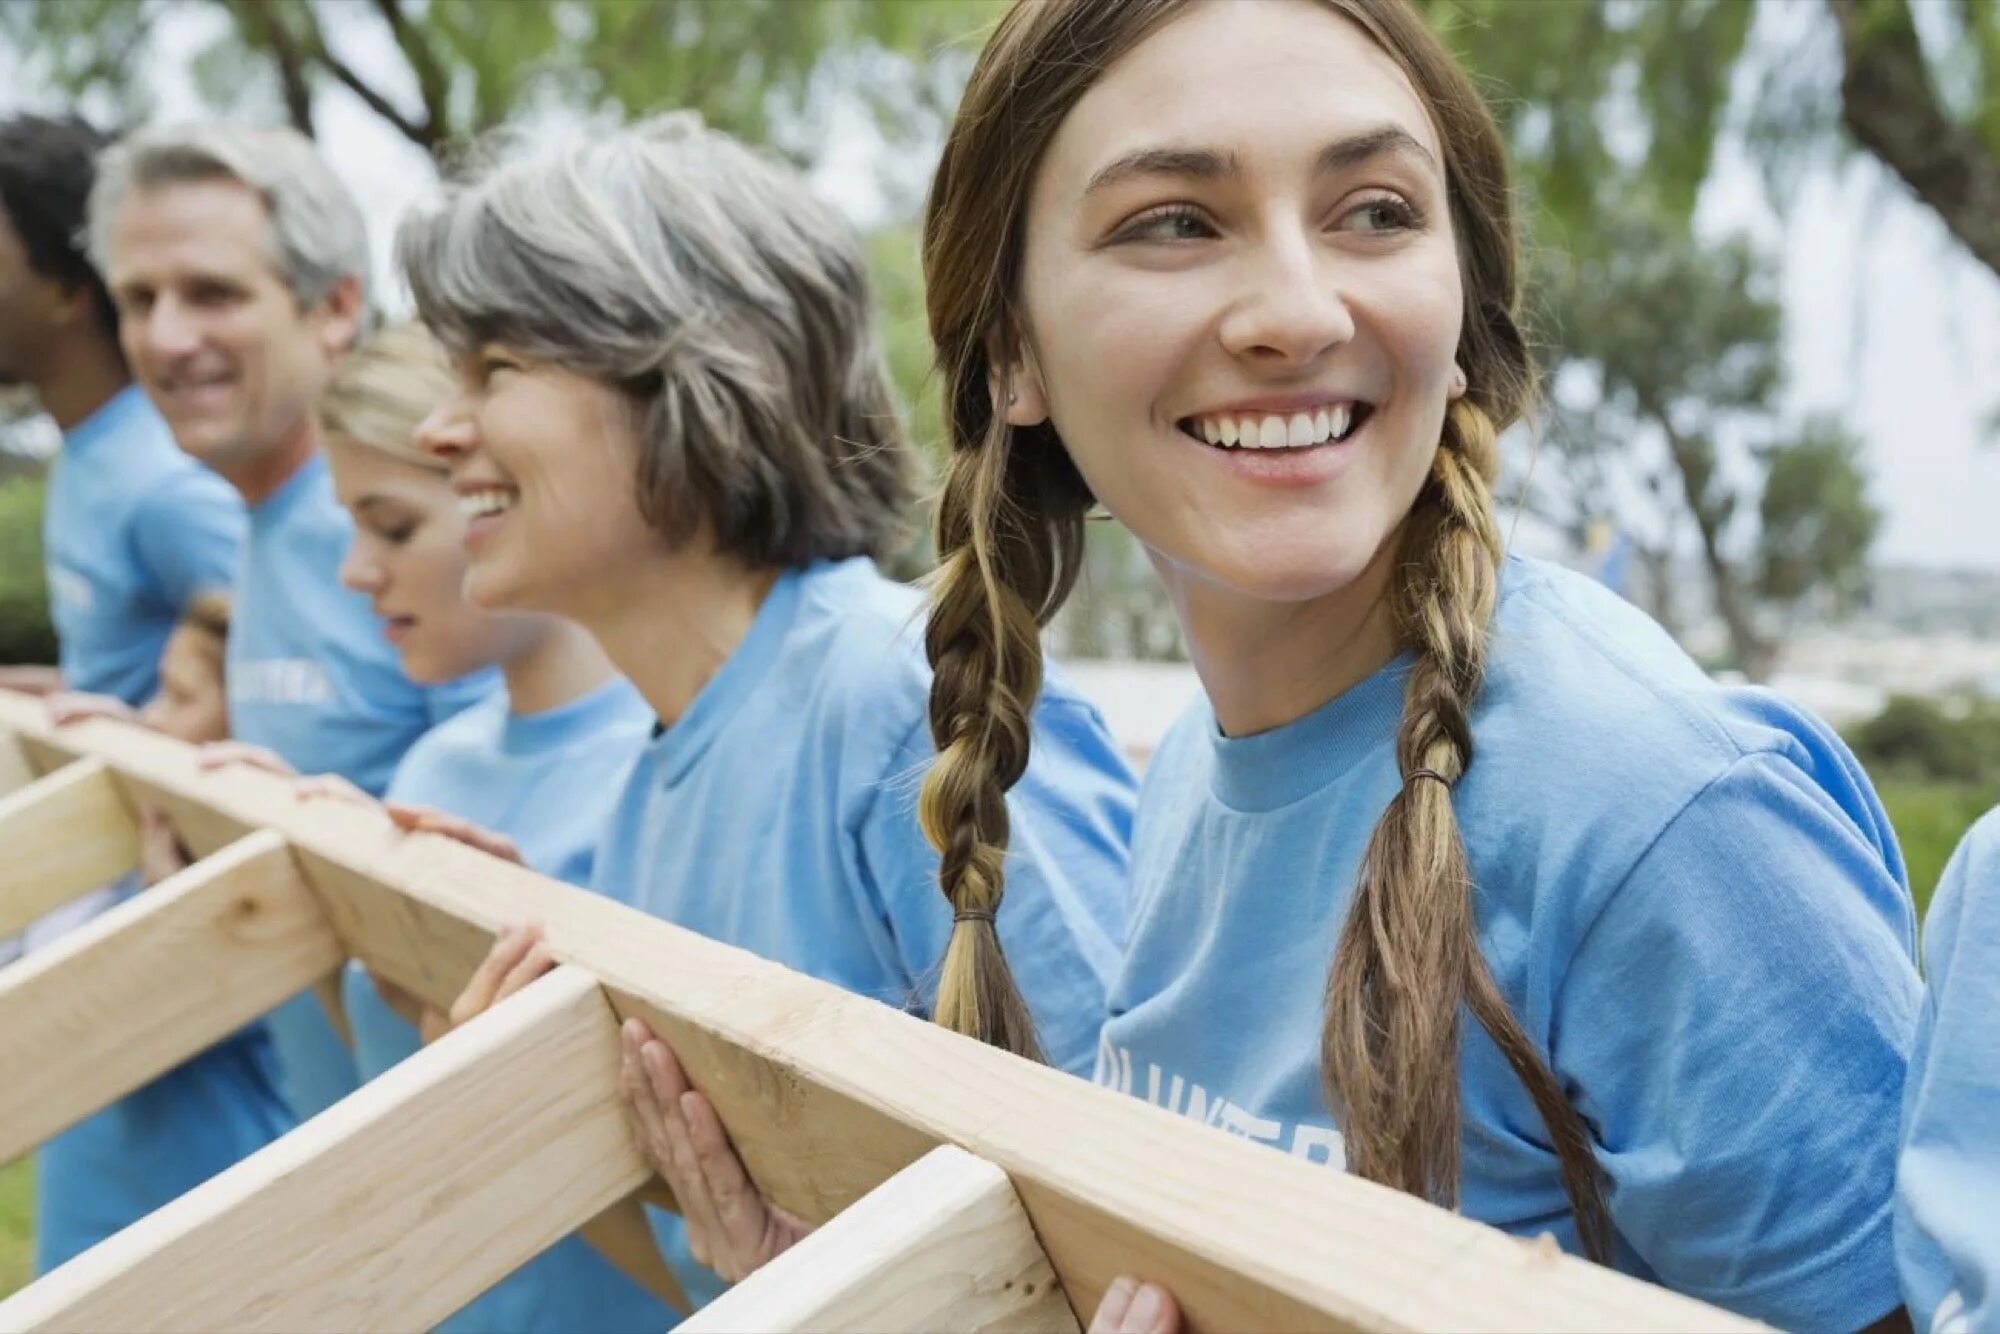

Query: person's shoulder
left=1925, top=804, right=2000, bottom=957
left=1464, top=557, right=1896, bottom=905
left=781, top=557, right=934, bottom=738
left=386, top=693, right=509, bottom=795
left=1483, top=556, right=1842, bottom=785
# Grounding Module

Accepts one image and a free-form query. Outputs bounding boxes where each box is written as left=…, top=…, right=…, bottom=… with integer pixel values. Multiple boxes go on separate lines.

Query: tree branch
left=222, top=0, right=316, bottom=136
left=1831, top=0, right=2000, bottom=279
left=366, top=0, right=452, bottom=149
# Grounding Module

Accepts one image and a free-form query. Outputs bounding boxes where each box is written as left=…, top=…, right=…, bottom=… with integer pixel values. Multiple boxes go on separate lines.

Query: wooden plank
left=0, top=829, right=340, bottom=1165
left=686, top=1144, right=1079, bottom=1334
left=0, top=758, right=139, bottom=937
left=0, top=965, right=649, bottom=1333
left=0, top=732, right=37, bottom=796
left=0, top=693, right=1762, bottom=1334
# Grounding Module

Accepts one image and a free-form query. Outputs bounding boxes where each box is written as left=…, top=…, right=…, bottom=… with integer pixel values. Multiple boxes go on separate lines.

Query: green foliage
left=1876, top=778, right=1995, bottom=918
left=1757, top=419, right=1881, bottom=614
left=0, top=1156, right=28, bottom=1299
left=0, top=476, right=56, bottom=668
left=1847, top=693, right=2000, bottom=786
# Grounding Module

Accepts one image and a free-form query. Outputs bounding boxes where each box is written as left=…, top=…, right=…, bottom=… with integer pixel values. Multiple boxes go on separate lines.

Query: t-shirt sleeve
left=130, top=468, right=245, bottom=611
left=1557, top=748, right=1920, bottom=1330
left=1896, top=811, right=2000, bottom=1334
left=855, top=710, right=1127, bottom=1079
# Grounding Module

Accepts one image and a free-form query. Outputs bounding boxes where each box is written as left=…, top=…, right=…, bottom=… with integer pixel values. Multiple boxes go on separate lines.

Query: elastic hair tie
left=1405, top=768, right=1453, bottom=790
left=954, top=908, right=996, bottom=924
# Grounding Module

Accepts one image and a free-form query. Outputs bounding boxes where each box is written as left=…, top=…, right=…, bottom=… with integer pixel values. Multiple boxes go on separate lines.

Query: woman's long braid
left=917, top=407, right=1088, bottom=1061
left=1323, top=398, right=1611, bottom=1262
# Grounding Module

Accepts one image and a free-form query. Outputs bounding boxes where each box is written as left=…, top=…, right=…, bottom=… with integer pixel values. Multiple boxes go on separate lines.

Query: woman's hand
left=618, top=1017, right=811, bottom=1283
left=386, top=802, right=525, bottom=864
left=1089, top=1278, right=1179, bottom=1334
left=197, top=740, right=296, bottom=778
left=423, top=922, right=553, bottom=1044
left=47, top=691, right=139, bottom=727
left=294, top=773, right=374, bottom=808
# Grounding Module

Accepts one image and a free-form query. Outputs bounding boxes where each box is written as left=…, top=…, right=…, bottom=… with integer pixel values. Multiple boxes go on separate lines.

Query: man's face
left=104, top=177, right=358, bottom=473
left=0, top=206, right=64, bottom=387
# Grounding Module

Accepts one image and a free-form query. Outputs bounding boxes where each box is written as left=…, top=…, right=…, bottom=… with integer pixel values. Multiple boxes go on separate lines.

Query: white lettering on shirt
left=231, top=658, right=335, bottom=707
left=1096, top=1039, right=1345, bottom=1168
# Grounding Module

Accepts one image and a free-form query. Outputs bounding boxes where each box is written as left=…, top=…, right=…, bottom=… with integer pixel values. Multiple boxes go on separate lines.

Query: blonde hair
left=917, top=0, right=1609, bottom=1259
left=319, top=322, right=453, bottom=471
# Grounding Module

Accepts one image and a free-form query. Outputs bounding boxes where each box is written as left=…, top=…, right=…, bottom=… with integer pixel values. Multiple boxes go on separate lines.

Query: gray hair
left=88, top=123, right=371, bottom=323
left=398, top=112, right=914, bottom=568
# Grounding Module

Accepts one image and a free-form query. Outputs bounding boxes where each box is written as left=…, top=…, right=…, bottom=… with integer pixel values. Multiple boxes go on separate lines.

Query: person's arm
left=0, top=665, right=63, bottom=696
left=1556, top=749, right=1921, bottom=1329
left=129, top=469, right=244, bottom=614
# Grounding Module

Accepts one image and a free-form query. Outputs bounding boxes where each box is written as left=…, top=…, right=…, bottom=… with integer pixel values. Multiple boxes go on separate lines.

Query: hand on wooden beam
left=423, top=921, right=554, bottom=1045
left=1089, top=1277, right=1180, bottom=1334
left=618, top=1016, right=811, bottom=1284
left=384, top=803, right=525, bottom=864
left=47, top=691, right=141, bottom=728
left=197, top=740, right=297, bottom=778
left=294, top=773, right=374, bottom=808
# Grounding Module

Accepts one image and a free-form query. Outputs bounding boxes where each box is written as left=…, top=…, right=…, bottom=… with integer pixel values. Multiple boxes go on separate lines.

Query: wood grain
left=0, top=830, right=341, bottom=1165
left=0, top=758, right=139, bottom=937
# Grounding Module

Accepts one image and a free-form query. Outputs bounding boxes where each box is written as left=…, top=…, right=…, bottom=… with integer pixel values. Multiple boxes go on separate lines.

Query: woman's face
left=1014, top=0, right=1465, bottom=608
left=140, top=625, right=228, bottom=744
left=328, top=434, right=538, bottom=683
left=414, top=350, right=669, bottom=621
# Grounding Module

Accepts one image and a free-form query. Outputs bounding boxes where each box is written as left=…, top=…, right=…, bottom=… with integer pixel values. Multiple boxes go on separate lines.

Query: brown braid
left=1323, top=398, right=1610, bottom=1261
left=917, top=400, right=1091, bottom=1059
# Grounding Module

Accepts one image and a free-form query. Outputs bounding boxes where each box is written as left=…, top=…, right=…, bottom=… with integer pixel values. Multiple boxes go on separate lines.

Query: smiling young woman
left=618, top=3, right=1923, bottom=1330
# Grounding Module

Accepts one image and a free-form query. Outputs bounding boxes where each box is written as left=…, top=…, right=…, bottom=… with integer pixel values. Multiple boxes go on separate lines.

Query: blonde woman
left=621, top=3, right=1920, bottom=1331
left=315, top=324, right=673, bottom=1333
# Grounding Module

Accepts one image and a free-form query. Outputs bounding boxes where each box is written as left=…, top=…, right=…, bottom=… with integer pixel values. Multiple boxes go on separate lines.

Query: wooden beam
left=0, top=965, right=649, bottom=1333
left=0, top=731, right=37, bottom=796
left=0, top=830, right=341, bottom=1165
left=685, top=1145, right=1078, bottom=1334
left=0, top=697, right=1762, bottom=1334
left=0, top=758, right=139, bottom=937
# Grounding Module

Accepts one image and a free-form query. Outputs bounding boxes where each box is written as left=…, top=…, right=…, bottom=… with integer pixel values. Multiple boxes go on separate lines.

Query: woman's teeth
left=1189, top=405, right=1356, bottom=449
left=457, top=490, right=517, bottom=519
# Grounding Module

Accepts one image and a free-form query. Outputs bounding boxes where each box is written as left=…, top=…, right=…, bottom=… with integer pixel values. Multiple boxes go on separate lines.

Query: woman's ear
left=988, top=336, right=1051, bottom=427
left=1448, top=363, right=1468, bottom=401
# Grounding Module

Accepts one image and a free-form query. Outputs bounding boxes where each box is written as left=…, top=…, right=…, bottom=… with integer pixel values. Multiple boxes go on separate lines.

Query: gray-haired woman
left=395, top=113, right=1136, bottom=1314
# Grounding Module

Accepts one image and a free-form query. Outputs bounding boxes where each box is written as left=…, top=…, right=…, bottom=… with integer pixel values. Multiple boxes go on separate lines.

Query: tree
left=1532, top=195, right=1879, bottom=678
left=0, top=0, right=993, bottom=164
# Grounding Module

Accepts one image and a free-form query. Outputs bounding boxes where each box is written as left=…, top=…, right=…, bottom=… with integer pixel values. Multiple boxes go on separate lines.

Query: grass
left=0, top=1156, right=31, bottom=1298
left=1877, top=778, right=1994, bottom=924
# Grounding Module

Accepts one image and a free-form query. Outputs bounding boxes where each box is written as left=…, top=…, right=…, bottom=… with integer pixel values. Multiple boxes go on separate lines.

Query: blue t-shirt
left=231, top=449, right=496, bottom=1119
left=593, top=556, right=1134, bottom=1309
left=33, top=385, right=291, bottom=1273
left=1897, top=809, right=2000, bottom=1334
left=1097, top=556, right=1919, bottom=1331
left=43, top=384, right=243, bottom=701
left=340, top=678, right=669, bottom=1334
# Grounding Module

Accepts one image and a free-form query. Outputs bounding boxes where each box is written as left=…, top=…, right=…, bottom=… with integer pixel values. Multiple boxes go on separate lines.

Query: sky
left=6, top=2, right=2000, bottom=570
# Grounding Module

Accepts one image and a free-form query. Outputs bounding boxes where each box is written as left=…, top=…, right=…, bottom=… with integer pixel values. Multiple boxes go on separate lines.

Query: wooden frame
left=0, top=693, right=1762, bottom=1333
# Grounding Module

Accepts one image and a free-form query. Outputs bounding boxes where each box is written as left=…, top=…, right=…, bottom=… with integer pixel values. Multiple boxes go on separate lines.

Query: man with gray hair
left=91, top=125, right=495, bottom=1138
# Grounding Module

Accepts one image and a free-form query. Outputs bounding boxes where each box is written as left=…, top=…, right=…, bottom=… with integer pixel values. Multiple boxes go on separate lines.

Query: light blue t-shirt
left=1897, top=808, right=2000, bottom=1334
left=593, top=556, right=1134, bottom=1310
left=340, top=678, right=669, bottom=1334
left=231, top=449, right=496, bottom=1119
left=1097, top=556, right=1919, bottom=1331
left=43, top=384, right=244, bottom=700
left=34, top=385, right=291, bottom=1273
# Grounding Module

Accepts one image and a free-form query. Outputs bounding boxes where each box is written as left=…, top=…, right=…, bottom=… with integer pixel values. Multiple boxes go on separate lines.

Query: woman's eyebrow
left=1084, top=146, right=1240, bottom=197
left=1083, top=125, right=1441, bottom=199
left=1318, top=125, right=1440, bottom=178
